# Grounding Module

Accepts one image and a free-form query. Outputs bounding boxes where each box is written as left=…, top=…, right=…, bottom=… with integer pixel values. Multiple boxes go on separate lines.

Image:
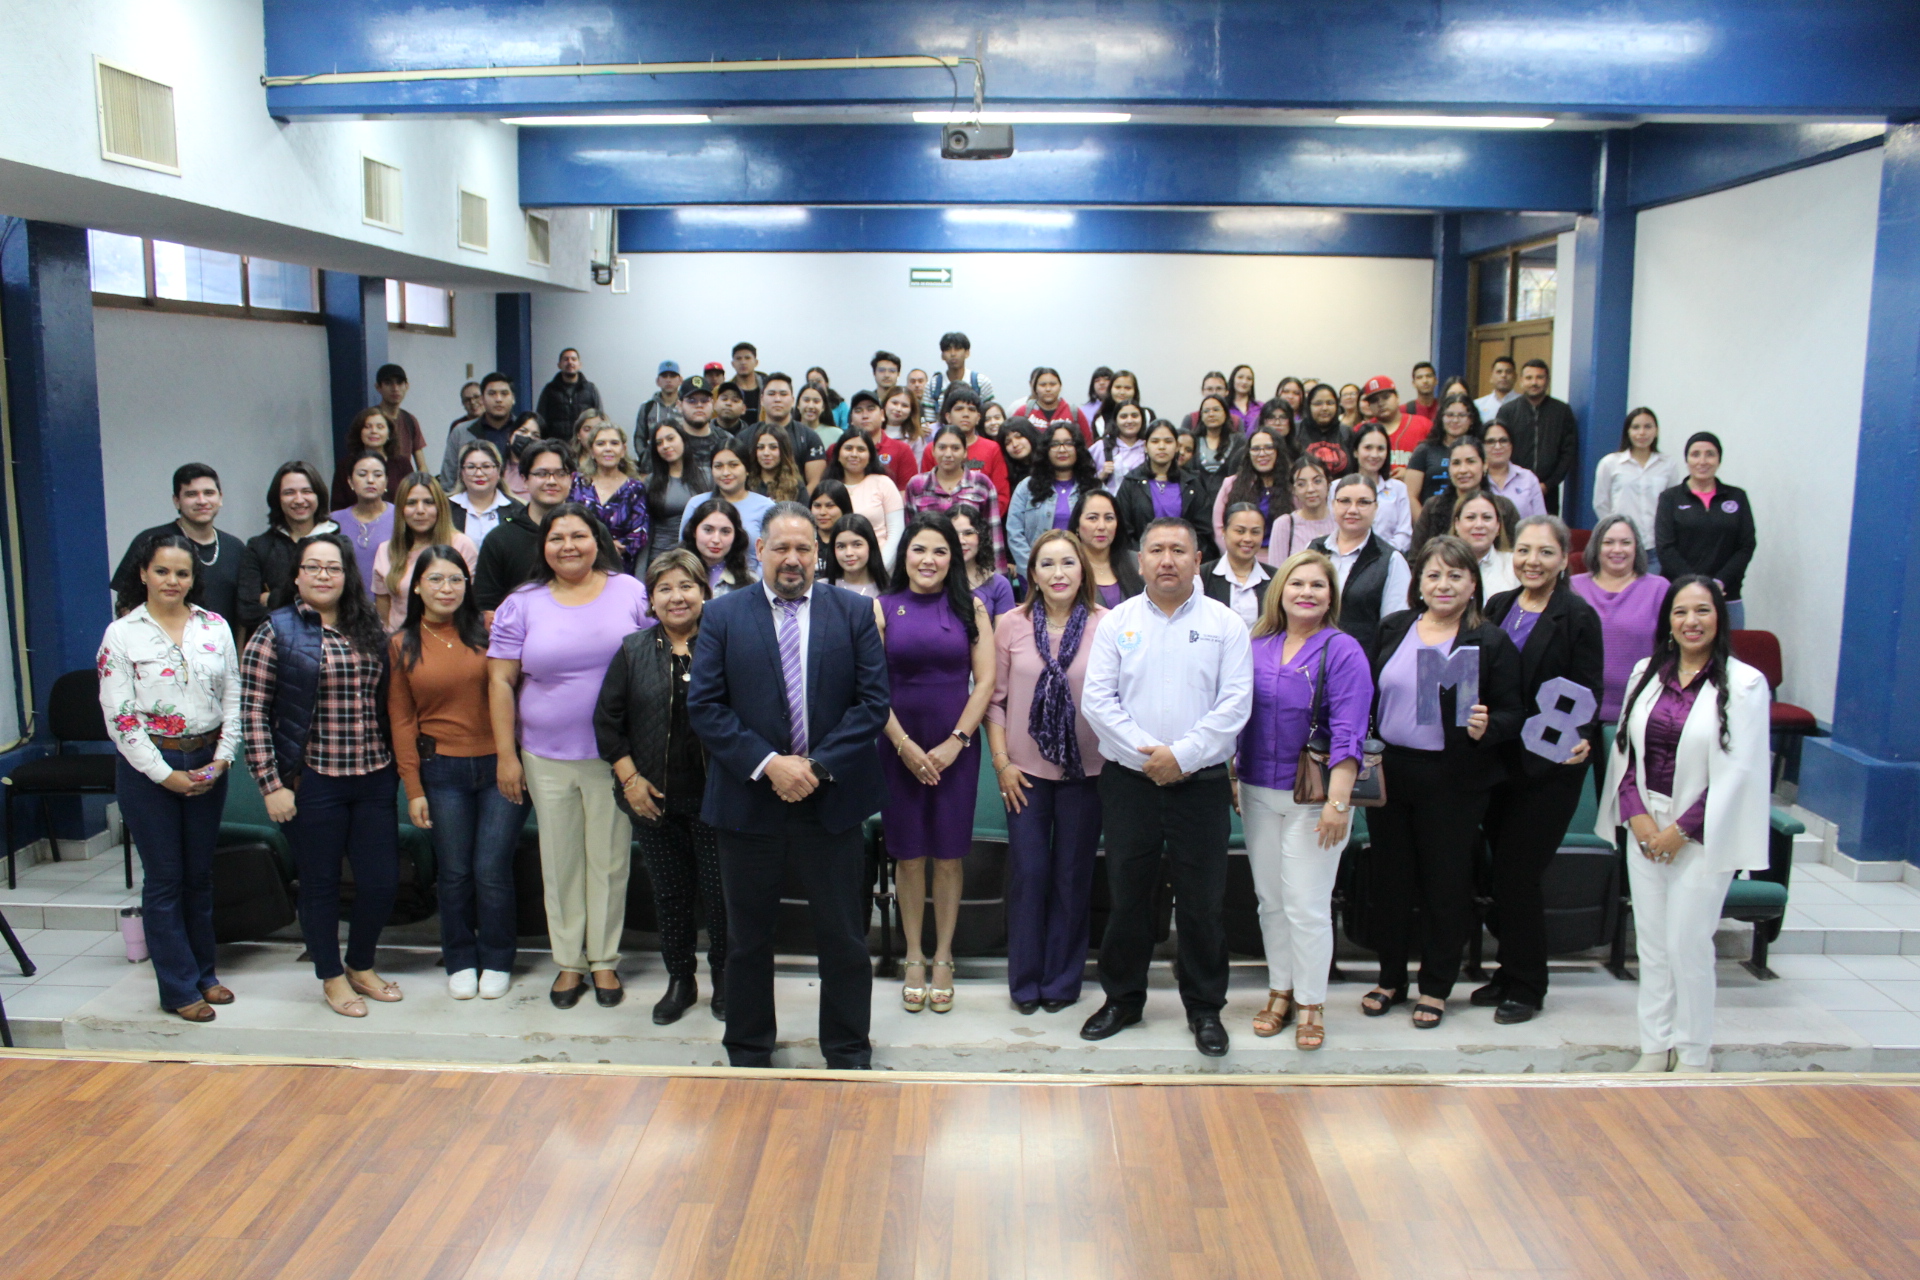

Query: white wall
left=1550, top=229, right=1576, bottom=404
left=532, top=253, right=1434, bottom=425
left=94, top=307, right=332, bottom=558
left=1628, top=147, right=1882, bottom=721
left=388, top=288, right=499, bottom=471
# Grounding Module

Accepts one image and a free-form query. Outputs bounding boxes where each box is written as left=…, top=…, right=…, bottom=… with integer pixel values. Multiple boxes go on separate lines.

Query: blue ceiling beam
left=615, top=206, right=1435, bottom=256
left=1627, top=122, right=1887, bottom=209
left=262, top=0, right=1920, bottom=119
left=521, top=124, right=1600, bottom=213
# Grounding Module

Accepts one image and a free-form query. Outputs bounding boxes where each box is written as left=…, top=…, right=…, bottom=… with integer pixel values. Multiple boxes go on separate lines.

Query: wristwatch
left=1328, top=800, right=1351, bottom=814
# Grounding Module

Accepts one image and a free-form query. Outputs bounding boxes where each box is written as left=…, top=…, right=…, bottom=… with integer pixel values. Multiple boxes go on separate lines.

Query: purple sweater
left=1571, top=572, right=1670, bottom=722
left=1236, top=627, right=1372, bottom=791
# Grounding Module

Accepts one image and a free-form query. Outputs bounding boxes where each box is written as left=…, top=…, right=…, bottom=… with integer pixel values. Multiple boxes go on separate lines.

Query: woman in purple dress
left=875, top=514, right=996, bottom=1015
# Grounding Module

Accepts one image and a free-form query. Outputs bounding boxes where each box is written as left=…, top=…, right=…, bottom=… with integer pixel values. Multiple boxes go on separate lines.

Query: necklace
left=420, top=621, right=457, bottom=650
left=179, top=522, right=219, bottom=566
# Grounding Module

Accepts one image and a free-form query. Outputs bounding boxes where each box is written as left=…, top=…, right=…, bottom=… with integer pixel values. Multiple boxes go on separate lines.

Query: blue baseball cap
left=657, top=360, right=681, bottom=375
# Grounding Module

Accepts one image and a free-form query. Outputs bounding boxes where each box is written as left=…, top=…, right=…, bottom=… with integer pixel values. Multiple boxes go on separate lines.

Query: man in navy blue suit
left=687, top=502, right=891, bottom=1068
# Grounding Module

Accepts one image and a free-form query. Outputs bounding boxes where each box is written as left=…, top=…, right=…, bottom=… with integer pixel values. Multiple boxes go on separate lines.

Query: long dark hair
left=526, top=502, right=624, bottom=585
left=824, top=512, right=885, bottom=585
left=1071, top=489, right=1143, bottom=598
left=116, top=531, right=205, bottom=615
left=265, top=460, right=328, bottom=533
left=1424, top=392, right=1484, bottom=448
left=1620, top=406, right=1662, bottom=453
left=682, top=496, right=750, bottom=584
left=1196, top=393, right=1237, bottom=446
left=645, top=422, right=706, bottom=499
left=811, top=479, right=853, bottom=526
left=947, top=501, right=996, bottom=578
left=1225, top=428, right=1292, bottom=510
left=395, top=545, right=487, bottom=672
left=823, top=430, right=878, bottom=484
left=1615, top=574, right=1733, bottom=755
left=1085, top=365, right=1114, bottom=403
left=294, top=531, right=389, bottom=657
left=886, top=513, right=980, bottom=645
left=1000, top=416, right=1041, bottom=488
left=1024, top=421, right=1100, bottom=504
left=745, top=425, right=807, bottom=503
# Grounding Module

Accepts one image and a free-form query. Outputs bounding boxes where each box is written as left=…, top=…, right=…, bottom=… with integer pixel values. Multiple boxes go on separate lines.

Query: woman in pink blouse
left=986, top=529, right=1109, bottom=1014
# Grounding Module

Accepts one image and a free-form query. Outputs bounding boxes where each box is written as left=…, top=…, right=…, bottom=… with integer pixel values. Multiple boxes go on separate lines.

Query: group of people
left=91, top=341, right=1771, bottom=1073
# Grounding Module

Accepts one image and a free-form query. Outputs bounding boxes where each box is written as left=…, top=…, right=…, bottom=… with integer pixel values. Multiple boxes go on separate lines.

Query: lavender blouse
left=1236, top=628, right=1372, bottom=791
left=1571, top=572, right=1671, bottom=722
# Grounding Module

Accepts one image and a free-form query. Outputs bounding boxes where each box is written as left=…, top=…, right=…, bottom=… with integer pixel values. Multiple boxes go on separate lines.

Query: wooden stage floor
left=3, top=1052, right=1917, bottom=1279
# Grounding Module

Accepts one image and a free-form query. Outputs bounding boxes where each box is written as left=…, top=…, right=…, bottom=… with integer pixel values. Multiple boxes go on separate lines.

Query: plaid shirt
left=902, top=469, right=1006, bottom=570
left=239, top=602, right=392, bottom=792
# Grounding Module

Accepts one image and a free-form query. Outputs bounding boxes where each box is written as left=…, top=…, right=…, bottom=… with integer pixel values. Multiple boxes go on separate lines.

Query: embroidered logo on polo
left=1189, top=630, right=1224, bottom=644
left=1720, top=499, right=1739, bottom=513
left=1115, top=629, right=1142, bottom=652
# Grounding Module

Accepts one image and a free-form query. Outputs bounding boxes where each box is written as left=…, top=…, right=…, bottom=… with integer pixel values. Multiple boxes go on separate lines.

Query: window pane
left=152, top=241, right=242, bottom=305
left=385, top=278, right=402, bottom=323
left=246, top=257, right=315, bottom=312
left=1474, top=256, right=1509, bottom=327
left=1515, top=244, right=1559, bottom=321
left=402, top=283, right=450, bottom=329
left=88, top=230, right=146, bottom=297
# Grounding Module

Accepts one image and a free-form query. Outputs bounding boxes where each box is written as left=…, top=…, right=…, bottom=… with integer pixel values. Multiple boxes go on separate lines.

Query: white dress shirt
left=1324, top=534, right=1413, bottom=618
left=450, top=490, right=509, bottom=546
left=1210, top=558, right=1270, bottom=628
left=1369, top=474, right=1413, bottom=552
left=1083, top=587, right=1253, bottom=774
left=1474, top=390, right=1518, bottom=425
left=750, top=580, right=815, bottom=779
left=1591, top=449, right=1685, bottom=548
left=1480, top=547, right=1520, bottom=596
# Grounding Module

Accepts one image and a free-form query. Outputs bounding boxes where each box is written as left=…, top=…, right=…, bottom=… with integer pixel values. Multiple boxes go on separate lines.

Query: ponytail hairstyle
left=1614, top=574, right=1734, bottom=758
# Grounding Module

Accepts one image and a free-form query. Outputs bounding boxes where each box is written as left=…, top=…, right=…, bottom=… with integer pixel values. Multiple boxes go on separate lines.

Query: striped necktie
left=773, top=596, right=807, bottom=756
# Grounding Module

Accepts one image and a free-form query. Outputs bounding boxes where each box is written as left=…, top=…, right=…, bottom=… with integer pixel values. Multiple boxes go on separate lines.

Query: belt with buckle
left=149, top=730, right=221, bottom=752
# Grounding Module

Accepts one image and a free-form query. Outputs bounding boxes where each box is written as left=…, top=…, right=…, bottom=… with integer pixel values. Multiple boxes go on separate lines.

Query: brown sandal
left=1294, top=1004, right=1325, bottom=1051
left=169, top=1000, right=215, bottom=1023
left=201, top=984, right=235, bottom=1005
left=1252, top=989, right=1294, bottom=1037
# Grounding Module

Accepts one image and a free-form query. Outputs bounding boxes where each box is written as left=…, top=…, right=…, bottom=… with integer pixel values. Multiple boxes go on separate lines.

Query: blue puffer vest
left=266, top=604, right=325, bottom=784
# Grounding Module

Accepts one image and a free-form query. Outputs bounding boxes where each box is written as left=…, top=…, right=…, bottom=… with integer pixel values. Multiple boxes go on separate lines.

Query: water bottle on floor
left=120, top=907, right=147, bottom=963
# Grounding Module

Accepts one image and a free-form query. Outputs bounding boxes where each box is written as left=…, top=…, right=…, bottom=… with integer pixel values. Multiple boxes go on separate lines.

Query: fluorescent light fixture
left=674, top=206, right=808, bottom=228
left=942, top=208, right=1076, bottom=229
left=501, top=113, right=710, bottom=126
left=912, top=110, right=1130, bottom=125
left=1334, top=114, right=1554, bottom=129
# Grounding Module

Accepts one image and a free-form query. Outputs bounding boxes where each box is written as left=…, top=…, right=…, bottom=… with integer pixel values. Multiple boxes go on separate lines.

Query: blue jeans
left=419, top=753, right=528, bottom=973
left=283, top=765, right=399, bottom=980
left=116, top=744, right=225, bottom=1010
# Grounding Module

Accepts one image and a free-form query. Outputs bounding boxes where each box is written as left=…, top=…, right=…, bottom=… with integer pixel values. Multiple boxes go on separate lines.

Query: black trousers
left=637, top=812, right=726, bottom=980
left=1483, top=763, right=1589, bottom=1007
left=1369, top=748, right=1490, bottom=1000
left=718, top=804, right=872, bottom=1069
left=1096, top=764, right=1232, bottom=1015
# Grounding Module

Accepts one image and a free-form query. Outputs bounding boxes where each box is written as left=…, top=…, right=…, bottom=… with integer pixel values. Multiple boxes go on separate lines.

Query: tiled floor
left=1783, top=861, right=1920, bottom=931
left=0, top=850, right=142, bottom=932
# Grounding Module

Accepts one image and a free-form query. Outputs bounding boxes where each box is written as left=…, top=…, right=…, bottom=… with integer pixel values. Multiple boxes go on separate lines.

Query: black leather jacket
left=593, top=624, right=704, bottom=824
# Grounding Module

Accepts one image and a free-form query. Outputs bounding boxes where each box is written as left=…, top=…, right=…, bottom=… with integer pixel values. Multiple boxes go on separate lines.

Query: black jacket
left=1114, top=464, right=1213, bottom=556
left=1369, top=610, right=1527, bottom=791
left=1200, top=558, right=1271, bottom=619
left=237, top=522, right=340, bottom=633
left=1309, top=531, right=1400, bottom=655
left=1493, top=394, right=1578, bottom=492
left=1654, top=481, right=1756, bottom=601
left=535, top=374, right=605, bottom=435
left=473, top=512, right=543, bottom=611
left=1483, top=584, right=1606, bottom=780
left=448, top=494, right=527, bottom=536
left=594, top=626, right=705, bottom=824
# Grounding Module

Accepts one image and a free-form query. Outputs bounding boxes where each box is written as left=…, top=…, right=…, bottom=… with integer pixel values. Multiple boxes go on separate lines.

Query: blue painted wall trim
left=1627, top=122, right=1886, bottom=210
left=614, top=206, right=1434, bottom=257
left=321, top=272, right=387, bottom=468
left=262, top=0, right=1920, bottom=118
left=1564, top=135, right=1635, bottom=528
left=1459, top=212, right=1581, bottom=257
left=1430, top=215, right=1469, bottom=380
left=522, top=124, right=1599, bottom=214
left=495, top=294, right=534, bottom=411
left=1800, top=122, right=1920, bottom=864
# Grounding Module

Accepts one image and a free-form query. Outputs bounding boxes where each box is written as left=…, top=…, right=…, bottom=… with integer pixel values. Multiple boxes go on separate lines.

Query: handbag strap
left=1306, top=632, right=1329, bottom=740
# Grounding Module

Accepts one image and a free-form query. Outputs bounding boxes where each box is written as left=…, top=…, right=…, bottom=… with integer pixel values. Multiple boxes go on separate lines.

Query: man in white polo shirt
left=1080, top=517, right=1253, bottom=1058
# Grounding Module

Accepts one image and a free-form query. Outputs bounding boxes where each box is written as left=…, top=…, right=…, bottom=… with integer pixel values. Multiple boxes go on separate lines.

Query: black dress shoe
left=1469, top=981, right=1507, bottom=1008
left=652, top=976, right=696, bottom=1025
left=550, top=975, right=587, bottom=1009
left=710, top=970, right=726, bottom=1021
left=1080, top=1002, right=1142, bottom=1040
left=594, top=975, right=625, bottom=1008
left=1493, top=999, right=1539, bottom=1024
left=1189, top=1012, right=1229, bottom=1058
left=1014, top=999, right=1041, bottom=1015
left=1041, top=998, right=1073, bottom=1013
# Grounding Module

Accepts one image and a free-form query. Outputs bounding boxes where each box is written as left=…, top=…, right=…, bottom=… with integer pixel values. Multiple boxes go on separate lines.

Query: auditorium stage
left=2, top=1050, right=1917, bottom=1279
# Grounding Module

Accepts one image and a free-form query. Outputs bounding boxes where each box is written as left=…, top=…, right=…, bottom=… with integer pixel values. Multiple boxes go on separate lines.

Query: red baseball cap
left=1361, top=375, right=1397, bottom=399
left=704, top=361, right=726, bottom=380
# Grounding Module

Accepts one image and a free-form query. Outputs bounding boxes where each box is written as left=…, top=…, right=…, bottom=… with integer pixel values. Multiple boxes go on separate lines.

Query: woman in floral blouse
left=97, top=531, right=242, bottom=1023
left=569, top=417, right=650, bottom=574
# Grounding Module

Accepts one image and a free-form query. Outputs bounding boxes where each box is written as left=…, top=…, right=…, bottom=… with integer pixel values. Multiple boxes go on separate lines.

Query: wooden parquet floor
left=3, top=1053, right=1919, bottom=1279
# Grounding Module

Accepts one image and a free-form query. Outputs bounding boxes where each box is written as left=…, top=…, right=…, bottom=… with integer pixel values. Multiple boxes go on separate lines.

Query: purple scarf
left=1027, top=603, right=1090, bottom=778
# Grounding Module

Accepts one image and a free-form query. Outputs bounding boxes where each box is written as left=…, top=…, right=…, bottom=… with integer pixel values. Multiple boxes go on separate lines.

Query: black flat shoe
left=652, top=976, right=696, bottom=1025
left=1493, top=999, right=1539, bottom=1025
left=1040, top=998, right=1073, bottom=1013
left=1189, top=1012, right=1229, bottom=1058
left=710, top=970, right=726, bottom=1021
left=1014, top=999, right=1041, bottom=1015
left=550, top=975, right=587, bottom=1009
left=1468, top=981, right=1506, bottom=1008
left=594, top=975, right=625, bottom=1008
left=1080, top=1002, right=1142, bottom=1041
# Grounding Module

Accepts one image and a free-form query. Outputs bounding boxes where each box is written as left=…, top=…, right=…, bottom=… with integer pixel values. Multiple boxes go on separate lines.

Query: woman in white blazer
left=1597, top=574, right=1770, bottom=1073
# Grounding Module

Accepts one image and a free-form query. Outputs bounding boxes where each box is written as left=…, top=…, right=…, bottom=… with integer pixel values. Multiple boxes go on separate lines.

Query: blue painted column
left=0, top=219, right=114, bottom=844
left=321, top=271, right=387, bottom=465
left=1564, top=133, right=1635, bottom=528
left=496, top=292, right=533, bottom=411
left=1800, top=122, right=1920, bottom=865
left=1430, top=215, right=1468, bottom=382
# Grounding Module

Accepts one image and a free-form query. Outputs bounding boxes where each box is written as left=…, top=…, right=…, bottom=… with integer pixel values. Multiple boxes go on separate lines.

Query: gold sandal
left=1295, top=1004, right=1325, bottom=1051
left=928, top=960, right=955, bottom=1014
left=902, top=960, right=929, bottom=1013
left=1252, top=989, right=1293, bottom=1038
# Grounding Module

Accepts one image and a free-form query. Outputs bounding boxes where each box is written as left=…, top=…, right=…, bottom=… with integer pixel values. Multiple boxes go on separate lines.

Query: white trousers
left=1241, top=783, right=1343, bottom=1006
left=1626, top=795, right=1734, bottom=1067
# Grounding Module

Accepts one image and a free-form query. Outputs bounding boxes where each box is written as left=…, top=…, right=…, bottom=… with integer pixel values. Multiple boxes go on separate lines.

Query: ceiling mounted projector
left=941, top=122, right=1014, bottom=160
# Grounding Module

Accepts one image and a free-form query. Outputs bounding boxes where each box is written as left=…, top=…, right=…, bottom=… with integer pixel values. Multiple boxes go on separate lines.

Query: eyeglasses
left=298, top=563, right=343, bottom=578
left=527, top=468, right=570, bottom=481
left=461, top=462, right=498, bottom=474
left=420, top=573, right=467, bottom=588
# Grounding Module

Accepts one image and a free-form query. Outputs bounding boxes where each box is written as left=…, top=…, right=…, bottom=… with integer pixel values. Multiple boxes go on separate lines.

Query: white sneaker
left=478, top=969, right=511, bottom=999
left=1628, top=1050, right=1674, bottom=1073
left=448, top=968, right=479, bottom=1000
left=1672, top=1055, right=1713, bottom=1074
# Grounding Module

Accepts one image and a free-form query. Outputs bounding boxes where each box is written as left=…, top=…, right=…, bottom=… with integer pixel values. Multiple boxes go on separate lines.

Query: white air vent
left=458, top=189, right=489, bottom=251
left=363, top=157, right=402, bottom=231
left=526, top=211, right=551, bottom=266
left=95, top=57, right=179, bottom=174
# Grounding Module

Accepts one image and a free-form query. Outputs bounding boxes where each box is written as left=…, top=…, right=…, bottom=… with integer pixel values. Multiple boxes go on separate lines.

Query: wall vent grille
left=363, top=157, right=402, bottom=231
left=95, top=58, right=179, bottom=174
